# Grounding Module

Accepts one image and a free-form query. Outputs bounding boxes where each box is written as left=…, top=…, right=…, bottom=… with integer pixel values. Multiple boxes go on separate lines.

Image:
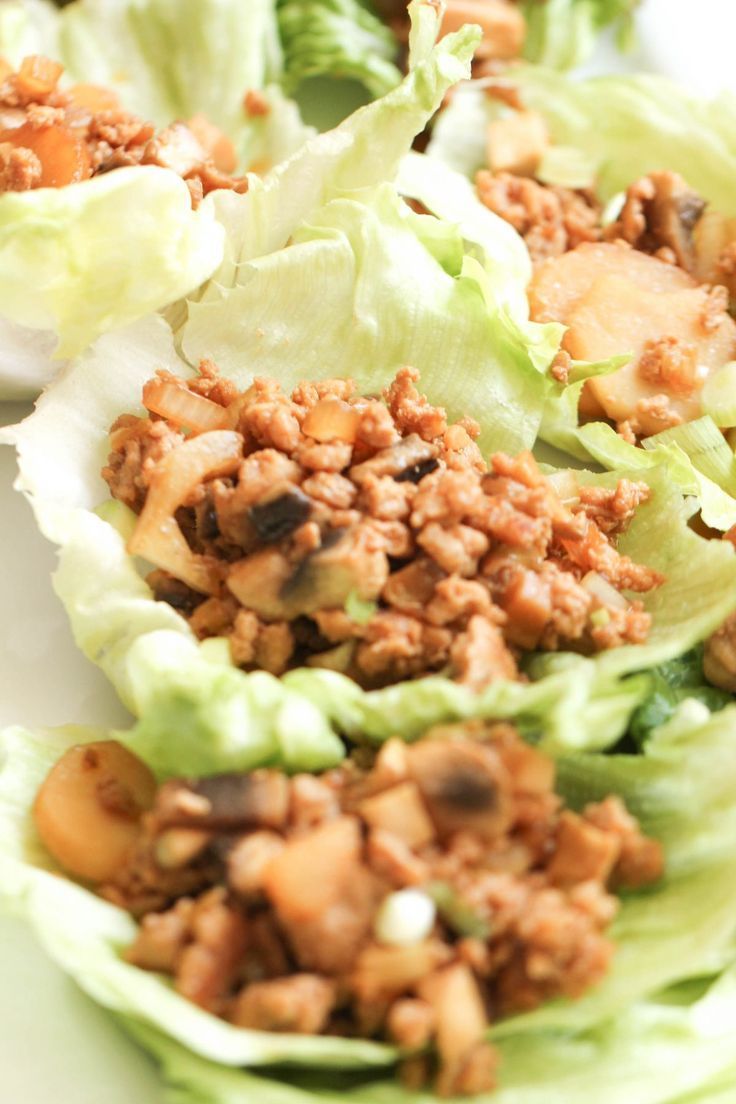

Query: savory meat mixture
left=103, top=366, right=663, bottom=689
left=0, top=55, right=248, bottom=205
left=475, top=103, right=736, bottom=440
left=33, top=724, right=664, bottom=1096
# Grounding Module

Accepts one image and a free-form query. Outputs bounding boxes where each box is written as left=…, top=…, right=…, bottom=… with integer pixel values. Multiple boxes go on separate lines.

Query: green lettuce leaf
left=628, top=652, right=731, bottom=748
left=521, top=0, right=638, bottom=70
left=7, top=704, right=736, bottom=1101
left=277, top=0, right=401, bottom=104
left=0, top=168, right=224, bottom=364
left=428, top=68, right=736, bottom=210
left=121, top=986, right=736, bottom=1104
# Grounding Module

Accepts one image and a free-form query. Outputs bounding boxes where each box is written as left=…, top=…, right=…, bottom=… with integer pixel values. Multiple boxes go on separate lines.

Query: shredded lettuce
left=6, top=703, right=736, bottom=1101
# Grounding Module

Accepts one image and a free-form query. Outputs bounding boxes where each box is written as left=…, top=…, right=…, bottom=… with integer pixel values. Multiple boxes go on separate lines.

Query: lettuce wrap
left=5, top=698, right=736, bottom=1101
left=3, top=7, right=736, bottom=759
left=428, top=67, right=736, bottom=499
left=0, top=0, right=311, bottom=392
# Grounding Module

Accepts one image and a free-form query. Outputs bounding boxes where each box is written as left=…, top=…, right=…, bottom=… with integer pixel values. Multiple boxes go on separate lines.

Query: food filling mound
left=0, top=54, right=249, bottom=205
left=103, top=366, right=663, bottom=689
left=33, top=724, right=664, bottom=1096
left=475, top=102, right=736, bottom=439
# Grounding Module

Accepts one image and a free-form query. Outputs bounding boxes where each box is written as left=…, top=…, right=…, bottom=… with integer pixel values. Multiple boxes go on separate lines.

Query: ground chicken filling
left=32, top=725, right=664, bottom=1096
left=474, top=99, right=736, bottom=441
left=103, top=366, right=663, bottom=689
left=0, top=54, right=249, bottom=205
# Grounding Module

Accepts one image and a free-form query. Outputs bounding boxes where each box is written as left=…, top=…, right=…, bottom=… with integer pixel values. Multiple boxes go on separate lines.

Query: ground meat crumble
left=0, top=55, right=248, bottom=205
left=102, top=366, right=663, bottom=689
left=34, top=725, right=663, bottom=1096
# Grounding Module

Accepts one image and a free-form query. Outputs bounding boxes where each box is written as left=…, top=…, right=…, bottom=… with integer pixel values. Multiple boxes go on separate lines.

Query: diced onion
left=128, top=430, right=242, bottom=595
left=374, top=890, right=436, bottom=948
left=581, top=570, right=629, bottom=611
left=143, top=379, right=230, bottom=435
left=546, top=470, right=580, bottom=505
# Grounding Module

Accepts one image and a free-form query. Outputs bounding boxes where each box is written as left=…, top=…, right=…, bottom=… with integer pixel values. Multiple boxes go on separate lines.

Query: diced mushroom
left=407, top=740, right=513, bottom=840
left=153, top=771, right=290, bottom=831
left=644, top=171, right=707, bottom=272
left=226, top=547, right=294, bottom=619
left=282, top=527, right=389, bottom=613
left=350, top=435, right=439, bottom=484
left=248, top=482, right=312, bottom=543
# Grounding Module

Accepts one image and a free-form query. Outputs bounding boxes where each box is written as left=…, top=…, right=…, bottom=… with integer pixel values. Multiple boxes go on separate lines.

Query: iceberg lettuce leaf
left=0, top=169, right=224, bottom=362
left=521, top=0, right=638, bottom=69
left=6, top=704, right=736, bottom=1100
left=277, top=0, right=401, bottom=101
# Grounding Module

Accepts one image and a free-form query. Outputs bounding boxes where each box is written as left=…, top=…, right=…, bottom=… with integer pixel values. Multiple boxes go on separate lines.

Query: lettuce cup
left=0, top=0, right=311, bottom=394
left=425, top=69, right=736, bottom=495
left=5, top=700, right=736, bottom=1101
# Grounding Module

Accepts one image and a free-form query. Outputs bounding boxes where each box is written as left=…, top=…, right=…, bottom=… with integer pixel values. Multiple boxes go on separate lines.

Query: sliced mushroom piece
left=642, top=171, right=707, bottom=272
left=282, top=527, right=389, bottom=615
left=350, top=434, right=439, bottom=484
left=226, top=547, right=294, bottom=619
left=406, top=740, right=513, bottom=840
left=153, top=770, right=290, bottom=832
left=248, top=482, right=311, bottom=544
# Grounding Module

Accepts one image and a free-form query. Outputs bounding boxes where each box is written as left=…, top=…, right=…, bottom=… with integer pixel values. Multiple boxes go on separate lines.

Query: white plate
left=3, top=5, right=736, bottom=1098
